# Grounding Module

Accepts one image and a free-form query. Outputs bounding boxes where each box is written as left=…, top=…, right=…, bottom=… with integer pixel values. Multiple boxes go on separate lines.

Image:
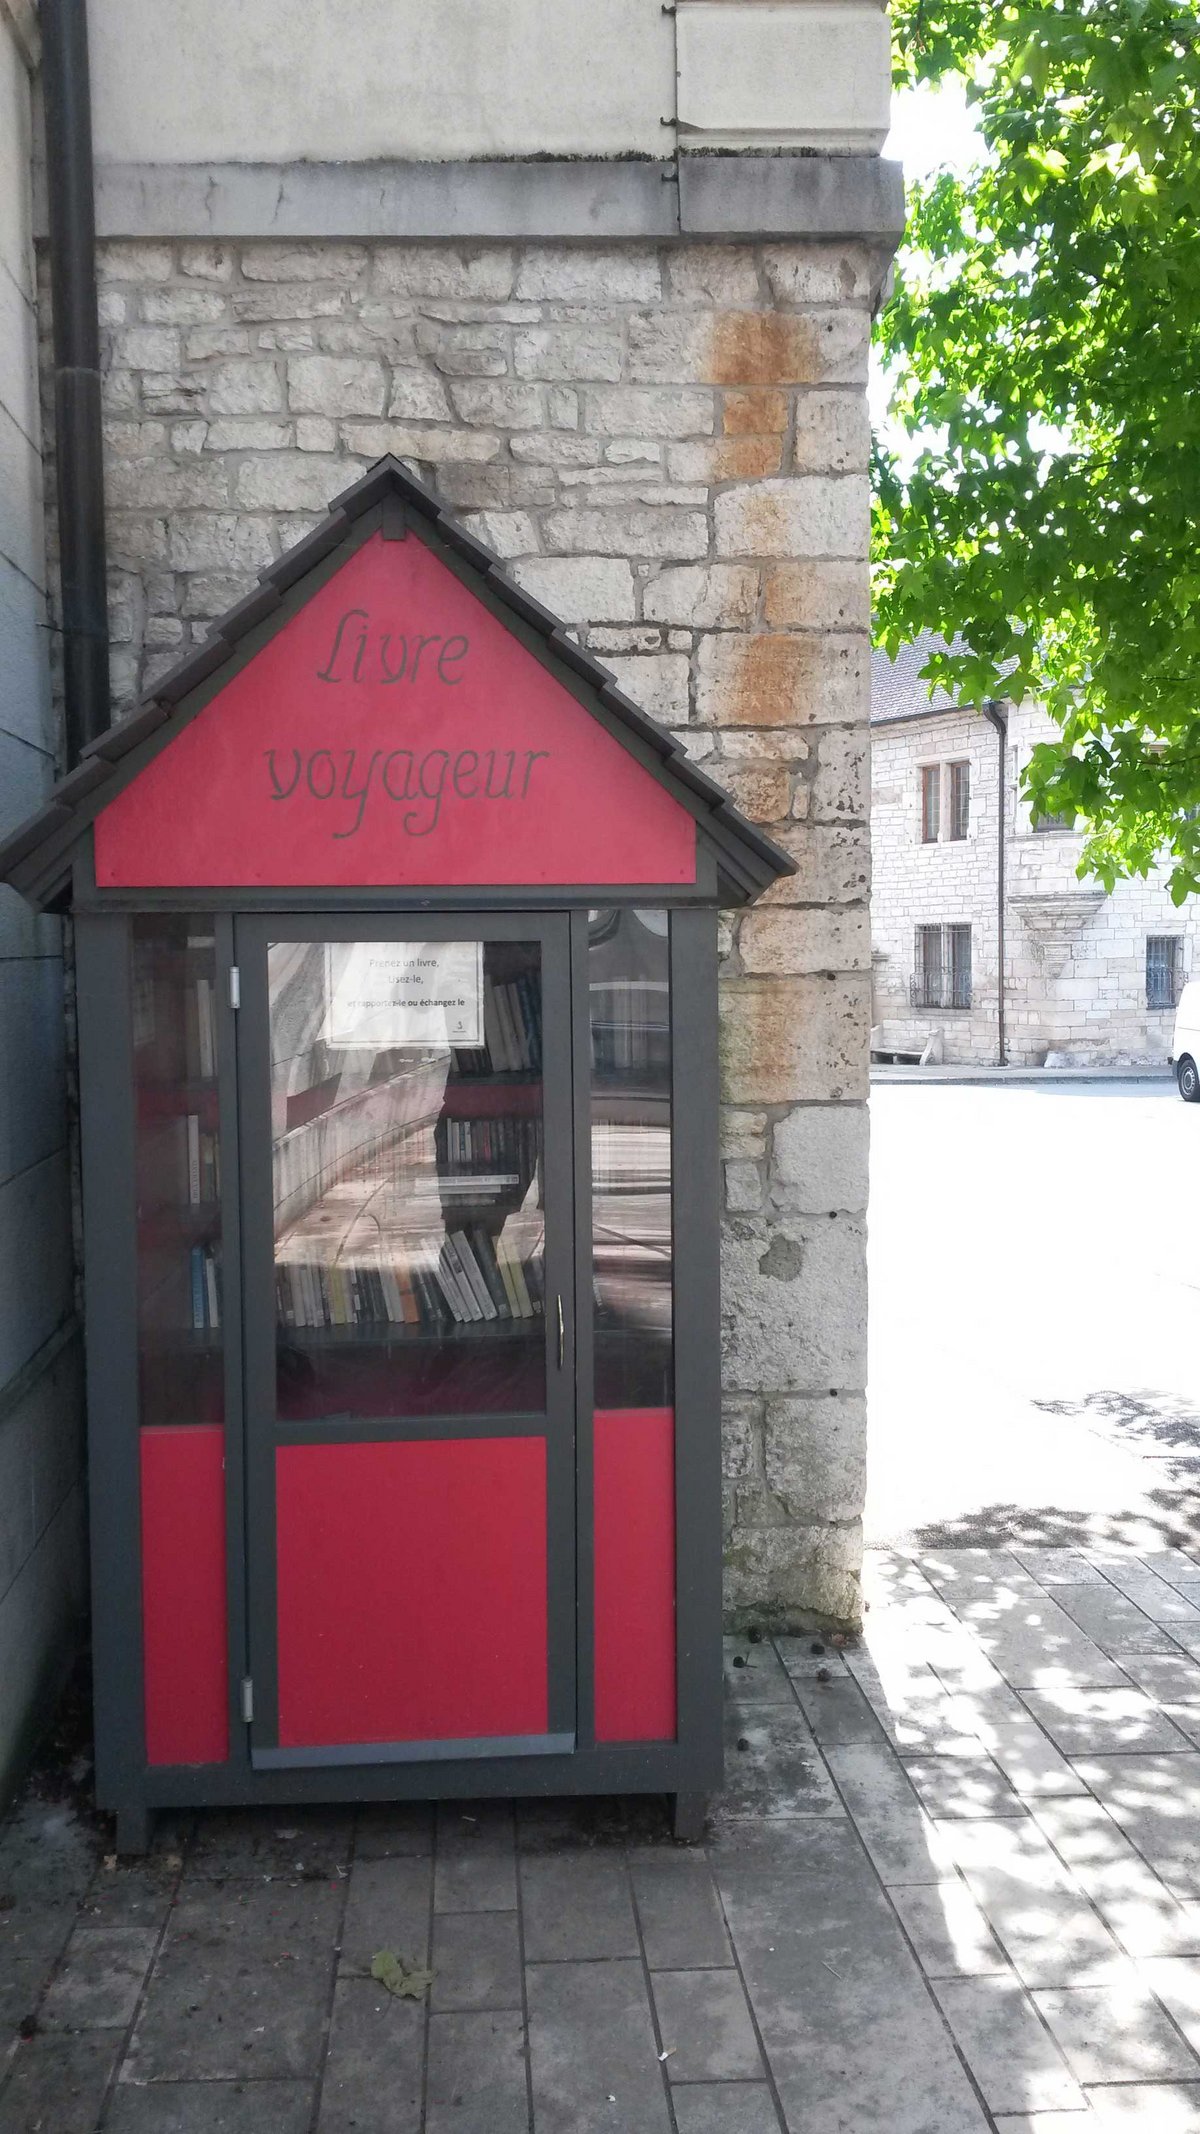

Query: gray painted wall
left=0, top=0, right=86, bottom=1807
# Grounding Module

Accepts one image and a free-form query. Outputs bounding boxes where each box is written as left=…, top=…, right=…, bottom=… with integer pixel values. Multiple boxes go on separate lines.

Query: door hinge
left=240, top=1676, right=254, bottom=1724
left=229, top=965, right=241, bottom=1010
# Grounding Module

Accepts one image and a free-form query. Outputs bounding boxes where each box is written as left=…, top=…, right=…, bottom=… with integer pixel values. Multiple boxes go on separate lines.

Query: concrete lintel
left=679, top=154, right=905, bottom=245
left=77, top=158, right=680, bottom=242
left=38, top=154, right=905, bottom=247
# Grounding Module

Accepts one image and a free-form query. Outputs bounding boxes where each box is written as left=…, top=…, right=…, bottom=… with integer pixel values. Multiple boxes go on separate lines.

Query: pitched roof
left=0, top=456, right=795, bottom=905
left=870, top=634, right=962, bottom=724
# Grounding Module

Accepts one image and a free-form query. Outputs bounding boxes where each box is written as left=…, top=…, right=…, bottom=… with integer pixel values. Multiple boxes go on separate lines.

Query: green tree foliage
left=874, top=0, right=1200, bottom=900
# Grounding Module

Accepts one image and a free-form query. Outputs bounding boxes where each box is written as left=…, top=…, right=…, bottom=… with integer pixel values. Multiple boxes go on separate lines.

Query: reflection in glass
left=133, top=917, right=224, bottom=1428
left=589, top=909, right=673, bottom=1407
left=269, top=939, right=546, bottom=1421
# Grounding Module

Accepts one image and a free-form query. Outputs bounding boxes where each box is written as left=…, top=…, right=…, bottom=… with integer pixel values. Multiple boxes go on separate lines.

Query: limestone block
left=186, top=327, right=252, bottom=360
left=514, top=326, right=624, bottom=383
left=763, top=245, right=882, bottom=306
left=643, top=565, right=758, bottom=630
left=718, top=764, right=791, bottom=824
left=719, top=976, right=869, bottom=1102
left=205, top=420, right=291, bottom=453
left=514, top=249, right=661, bottom=302
left=695, top=632, right=867, bottom=727
left=509, top=555, right=637, bottom=624
left=97, top=243, right=174, bottom=281
left=667, top=437, right=782, bottom=483
left=754, top=824, right=870, bottom=907
left=627, top=309, right=867, bottom=388
left=295, top=417, right=338, bottom=451
left=582, top=386, right=714, bottom=439
left=140, top=288, right=227, bottom=326
left=107, top=514, right=168, bottom=567
left=179, top=243, right=234, bottom=281
left=449, top=380, right=543, bottom=429
left=419, top=323, right=510, bottom=378
left=142, top=374, right=206, bottom=414
left=339, top=423, right=502, bottom=464
left=460, top=510, right=537, bottom=560
left=165, top=513, right=277, bottom=573
left=725, top=1160, right=764, bottom=1212
left=114, top=326, right=181, bottom=370
left=721, top=1214, right=867, bottom=1392
left=373, top=250, right=515, bottom=300
left=715, top=477, right=869, bottom=560
left=233, top=286, right=347, bottom=323
left=722, top=1399, right=764, bottom=1481
left=739, top=906, right=871, bottom=977
left=723, top=388, right=789, bottom=436
left=387, top=374, right=453, bottom=422
left=772, top=1104, right=869, bottom=1213
left=723, top=1520, right=862, bottom=1628
left=242, top=243, right=368, bottom=285
left=600, top=652, right=690, bottom=727
left=287, top=355, right=386, bottom=416
left=812, top=725, right=870, bottom=821
left=232, top=455, right=351, bottom=510
left=105, top=457, right=228, bottom=511
left=511, top=434, right=601, bottom=466
left=182, top=571, right=258, bottom=617
left=542, top=508, right=708, bottom=559
left=720, top=1107, right=768, bottom=1160
left=793, top=391, right=871, bottom=475
left=666, top=247, right=763, bottom=306
left=208, top=361, right=284, bottom=416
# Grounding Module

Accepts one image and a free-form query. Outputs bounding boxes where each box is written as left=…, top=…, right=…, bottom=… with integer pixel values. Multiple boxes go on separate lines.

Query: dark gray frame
left=235, top=910, right=577, bottom=1768
left=78, top=888, right=723, bottom=1849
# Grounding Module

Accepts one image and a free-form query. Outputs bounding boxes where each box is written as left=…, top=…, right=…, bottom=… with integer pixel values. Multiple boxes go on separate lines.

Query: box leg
left=115, top=1801, right=153, bottom=1856
left=672, top=1791, right=707, bottom=1843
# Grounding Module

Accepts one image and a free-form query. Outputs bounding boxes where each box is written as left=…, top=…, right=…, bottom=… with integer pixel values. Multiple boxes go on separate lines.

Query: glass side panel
left=588, top=909, right=673, bottom=1408
left=133, top=917, right=224, bottom=1428
left=269, top=938, right=546, bottom=1422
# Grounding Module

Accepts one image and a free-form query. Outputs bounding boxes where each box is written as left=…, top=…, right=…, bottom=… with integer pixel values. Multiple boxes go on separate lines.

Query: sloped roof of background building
left=870, top=633, right=963, bottom=723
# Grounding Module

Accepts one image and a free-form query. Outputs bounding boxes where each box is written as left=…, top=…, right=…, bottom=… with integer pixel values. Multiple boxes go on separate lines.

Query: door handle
left=557, top=1293, right=564, bottom=1370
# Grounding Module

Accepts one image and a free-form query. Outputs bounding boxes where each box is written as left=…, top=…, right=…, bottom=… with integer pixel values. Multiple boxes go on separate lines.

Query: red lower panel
left=594, top=1408, right=676, bottom=1742
left=276, top=1437, right=547, bottom=1747
left=141, top=1425, right=229, bottom=1766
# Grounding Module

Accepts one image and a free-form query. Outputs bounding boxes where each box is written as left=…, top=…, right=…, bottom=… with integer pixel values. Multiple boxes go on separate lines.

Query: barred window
left=913, top=924, right=972, bottom=1009
left=920, top=765, right=940, bottom=843
left=947, top=761, right=970, bottom=841
left=1147, top=935, right=1182, bottom=1010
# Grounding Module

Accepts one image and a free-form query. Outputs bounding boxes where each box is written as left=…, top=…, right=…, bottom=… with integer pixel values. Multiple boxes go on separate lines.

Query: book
left=190, top=1245, right=206, bottom=1331
left=204, top=1247, right=220, bottom=1329
left=469, top=1226, right=510, bottom=1317
left=186, top=1114, right=201, bottom=1205
left=196, top=977, right=216, bottom=1079
left=449, top=1230, right=497, bottom=1319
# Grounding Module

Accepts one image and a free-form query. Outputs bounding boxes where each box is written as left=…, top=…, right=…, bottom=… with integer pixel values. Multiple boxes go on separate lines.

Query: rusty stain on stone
left=723, top=389, right=789, bottom=437
left=707, top=313, right=822, bottom=387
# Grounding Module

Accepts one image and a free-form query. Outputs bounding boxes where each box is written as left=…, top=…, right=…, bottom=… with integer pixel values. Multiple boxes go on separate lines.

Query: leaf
left=370, top=1949, right=435, bottom=2001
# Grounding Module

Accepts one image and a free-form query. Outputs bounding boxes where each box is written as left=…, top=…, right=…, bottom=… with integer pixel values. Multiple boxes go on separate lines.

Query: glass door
left=236, top=914, right=574, bottom=1766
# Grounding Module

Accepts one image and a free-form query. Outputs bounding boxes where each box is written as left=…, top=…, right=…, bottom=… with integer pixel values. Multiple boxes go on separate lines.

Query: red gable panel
left=94, top=531, right=696, bottom=889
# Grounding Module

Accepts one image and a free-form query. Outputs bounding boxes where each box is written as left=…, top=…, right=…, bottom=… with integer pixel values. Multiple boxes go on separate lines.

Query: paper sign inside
left=325, top=941, right=484, bottom=1048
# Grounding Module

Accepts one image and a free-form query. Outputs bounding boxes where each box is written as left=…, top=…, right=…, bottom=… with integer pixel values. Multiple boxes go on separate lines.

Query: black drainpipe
left=41, top=0, right=108, bottom=768
left=981, top=699, right=1008, bottom=1066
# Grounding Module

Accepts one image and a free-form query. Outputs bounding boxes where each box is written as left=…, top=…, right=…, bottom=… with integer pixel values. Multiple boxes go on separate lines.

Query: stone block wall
left=40, top=233, right=880, bottom=1628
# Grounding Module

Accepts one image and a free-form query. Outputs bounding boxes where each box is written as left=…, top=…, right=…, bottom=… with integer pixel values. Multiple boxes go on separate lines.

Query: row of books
left=277, top=1226, right=545, bottom=1334
left=434, top=1114, right=540, bottom=1175
left=184, top=1113, right=220, bottom=1205
left=452, top=977, right=542, bottom=1076
left=189, top=1243, right=222, bottom=1330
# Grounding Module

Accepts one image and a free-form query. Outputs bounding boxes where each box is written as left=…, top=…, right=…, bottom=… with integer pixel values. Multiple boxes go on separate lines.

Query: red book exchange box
left=0, top=460, right=792, bottom=1849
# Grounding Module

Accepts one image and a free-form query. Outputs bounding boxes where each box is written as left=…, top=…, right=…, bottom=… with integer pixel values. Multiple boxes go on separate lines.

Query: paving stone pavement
left=10, top=1547, right=1200, bottom=2129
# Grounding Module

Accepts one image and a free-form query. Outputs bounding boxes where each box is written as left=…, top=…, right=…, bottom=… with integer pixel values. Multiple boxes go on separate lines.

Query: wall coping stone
left=33, top=154, right=906, bottom=251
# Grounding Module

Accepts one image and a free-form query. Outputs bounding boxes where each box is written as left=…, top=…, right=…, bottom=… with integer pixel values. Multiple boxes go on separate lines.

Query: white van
left=1172, top=980, right=1200, bottom=1101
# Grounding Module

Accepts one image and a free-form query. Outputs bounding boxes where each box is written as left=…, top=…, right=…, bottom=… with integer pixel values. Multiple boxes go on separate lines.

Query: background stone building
left=1, top=0, right=900, bottom=1792
left=872, top=637, right=1199, bottom=1064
